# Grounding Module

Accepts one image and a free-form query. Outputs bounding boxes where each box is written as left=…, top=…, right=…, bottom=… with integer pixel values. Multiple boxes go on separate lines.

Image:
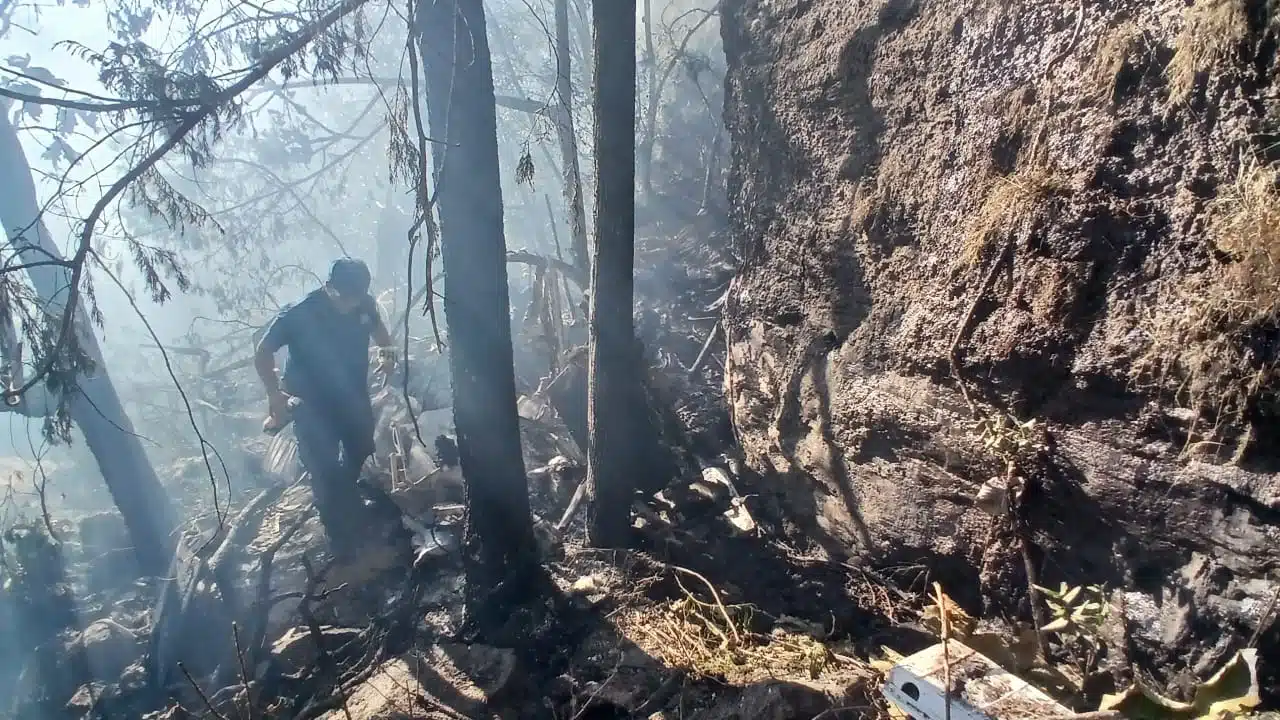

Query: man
left=254, top=257, right=397, bottom=555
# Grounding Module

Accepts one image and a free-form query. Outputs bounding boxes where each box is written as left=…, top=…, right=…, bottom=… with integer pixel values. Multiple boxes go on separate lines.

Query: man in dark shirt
left=254, top=258, right=396, bottom=554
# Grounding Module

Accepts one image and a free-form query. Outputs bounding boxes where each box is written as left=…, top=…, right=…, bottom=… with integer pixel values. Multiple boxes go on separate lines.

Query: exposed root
left=1165, top=0, right=1249, bottom=104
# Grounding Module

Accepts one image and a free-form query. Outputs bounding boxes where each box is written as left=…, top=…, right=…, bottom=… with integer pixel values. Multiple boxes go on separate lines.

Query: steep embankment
left=720, top=0, right=1280, bottom=683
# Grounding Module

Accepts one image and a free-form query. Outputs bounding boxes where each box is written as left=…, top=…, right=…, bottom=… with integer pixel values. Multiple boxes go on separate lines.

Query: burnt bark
left=0, top=111, right=176, bottom=576
left=415, top=0, right=537, bottom=621
left=585, top=0, right=644, bottom=548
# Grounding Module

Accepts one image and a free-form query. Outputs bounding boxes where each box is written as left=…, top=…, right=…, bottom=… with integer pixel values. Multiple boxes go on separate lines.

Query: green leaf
left=1041, top=617, right=1071, bottom=633
left=1061, top=585, right=1082, bottom=605
left=1033, top=584, right=1061, bottom=599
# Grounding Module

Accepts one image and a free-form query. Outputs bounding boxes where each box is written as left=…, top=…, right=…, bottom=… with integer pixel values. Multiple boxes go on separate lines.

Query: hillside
left=720, top=0, right=1280, bottom=692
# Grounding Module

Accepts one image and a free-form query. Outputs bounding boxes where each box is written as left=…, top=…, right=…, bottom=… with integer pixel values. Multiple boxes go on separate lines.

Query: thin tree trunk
left=416, top=0, right=536, bottom=621
left=0, top=112, right=176, bottom=575
left=638, top=0, right=656, bottom=197
left=638, top=9, right=716, bottom=202
left=585, top=0, right=641, bottom=548
left=555, top=0, right=590, bottom=274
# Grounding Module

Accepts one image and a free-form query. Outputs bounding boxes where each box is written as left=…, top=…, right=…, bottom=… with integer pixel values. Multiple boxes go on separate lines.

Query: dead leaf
left=1097, top=648, right=1260, bottom=719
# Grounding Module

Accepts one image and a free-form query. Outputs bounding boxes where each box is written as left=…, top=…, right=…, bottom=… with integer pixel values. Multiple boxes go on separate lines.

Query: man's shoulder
left=281, top=290, right=326, bottom=316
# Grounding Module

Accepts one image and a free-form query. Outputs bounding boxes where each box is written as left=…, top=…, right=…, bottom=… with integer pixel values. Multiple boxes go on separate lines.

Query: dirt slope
left=720, top=0, right=1280, bottom=686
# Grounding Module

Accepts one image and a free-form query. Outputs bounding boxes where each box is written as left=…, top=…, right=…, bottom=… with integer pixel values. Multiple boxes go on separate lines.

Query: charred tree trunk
left=585, top=0, right=644, bottom=548
left=0, top=112, right=176, bottom=576
left=554, top=0, right=591, bottom=274
left=416, top=0, right=537, bottom=621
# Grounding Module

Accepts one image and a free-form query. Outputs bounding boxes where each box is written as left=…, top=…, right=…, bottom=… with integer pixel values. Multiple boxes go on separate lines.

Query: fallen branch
left=507, top=250, right=587, bottom=289
left=209, top=486, right=289, bottom=617
left=247, top=509, right=311, bottom=667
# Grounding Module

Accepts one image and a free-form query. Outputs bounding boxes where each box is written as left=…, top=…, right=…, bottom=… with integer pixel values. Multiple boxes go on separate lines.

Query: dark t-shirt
left=261, top=289, right=377, bottom=411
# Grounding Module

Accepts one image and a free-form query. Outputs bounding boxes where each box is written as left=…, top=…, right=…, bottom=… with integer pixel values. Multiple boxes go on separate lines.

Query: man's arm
left=371, top=308, right=393, bottom=349
left=255, top=306, right=294, bottom=399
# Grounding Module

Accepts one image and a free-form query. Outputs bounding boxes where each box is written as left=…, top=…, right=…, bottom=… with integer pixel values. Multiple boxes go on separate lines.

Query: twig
left=232, top=622, right=255, bottom=720
left=812, top=707, right=873, bottom=719
left=948, top=237, right=1011, bottom=416
left=932, top=583, right=952, bottom=720
left=1020, top=534, right=1049, bottom=660
left=208, top=486, right=286, bottom=615
left=412, top=694, right=470, bottom=720
left=178, top=661, right=228, bottom=720
left=670, top=565, right=741, bottom=647
left=688, top=318, right=721, bottom=375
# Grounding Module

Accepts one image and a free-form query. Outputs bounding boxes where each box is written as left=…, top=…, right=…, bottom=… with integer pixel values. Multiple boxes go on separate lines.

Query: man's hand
left=264, top=390, right=292, bottom=433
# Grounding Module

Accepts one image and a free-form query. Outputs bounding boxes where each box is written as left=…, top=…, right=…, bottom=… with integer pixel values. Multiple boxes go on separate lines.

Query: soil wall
left=720, top=0, right=1280, bottom=682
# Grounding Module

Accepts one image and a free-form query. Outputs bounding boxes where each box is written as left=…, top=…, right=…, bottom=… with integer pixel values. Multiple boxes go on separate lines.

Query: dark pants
left=293, top=398, right=375, bottom=554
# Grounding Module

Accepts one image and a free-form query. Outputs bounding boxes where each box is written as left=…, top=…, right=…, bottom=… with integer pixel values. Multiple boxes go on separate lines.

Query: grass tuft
left=963, top=163, right=1067, bottom=267
left=1165, top=0, right=1249, bottom=104
left=1135, top=159, right=1280, bottom=451
left=1088, top=22, right=1142, bottom=106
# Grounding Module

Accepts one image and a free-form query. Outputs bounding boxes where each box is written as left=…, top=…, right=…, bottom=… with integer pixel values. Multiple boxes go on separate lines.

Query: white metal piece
left=882, top=640, right=1072, bottom=720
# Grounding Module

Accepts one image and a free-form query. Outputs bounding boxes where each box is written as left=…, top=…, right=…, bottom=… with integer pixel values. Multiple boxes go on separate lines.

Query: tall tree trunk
left=416, top=0, right=536, bottom=621
left=0, top=112, right=176, bottom=575
left=585, top=0, right=642, bottom=548
left=554, top=0, right=591, bottom=274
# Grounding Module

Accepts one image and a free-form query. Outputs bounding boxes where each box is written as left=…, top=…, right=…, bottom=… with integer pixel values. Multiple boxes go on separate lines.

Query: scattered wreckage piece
left=882, top=640, right=1073, bottom=720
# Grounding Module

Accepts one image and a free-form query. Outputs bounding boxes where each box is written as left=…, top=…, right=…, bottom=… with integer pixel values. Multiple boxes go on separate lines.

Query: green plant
left=975, top=413, right=1043, bottom=463
left=1035, top=582, right=1110, bottom=681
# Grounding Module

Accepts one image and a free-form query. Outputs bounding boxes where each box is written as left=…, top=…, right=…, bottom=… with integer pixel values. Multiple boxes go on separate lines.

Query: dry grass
left=1087, top=22, right=1142, bottom=106
left=1136, top=160, right=1280, bottom=447
left=962, top=163, right=1067, bottom=267
left=1166, top=0, right=1249, bottom=104
left=613, top=569, right=869, bottom=684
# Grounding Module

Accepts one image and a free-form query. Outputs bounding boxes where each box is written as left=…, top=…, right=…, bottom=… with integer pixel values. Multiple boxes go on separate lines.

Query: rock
left=693, top=679, right=842, bottom=720
left=77, top=512, right=138, bottom=592
left=320, top=643, right=515, bottom=719
left=66, top=681, right=111, bottom=713
left=75, top=619, right=141, bottom=681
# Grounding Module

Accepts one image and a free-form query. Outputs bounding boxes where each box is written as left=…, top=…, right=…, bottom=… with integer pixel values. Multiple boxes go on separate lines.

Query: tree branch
left=8, top=0, right=375, bottom=402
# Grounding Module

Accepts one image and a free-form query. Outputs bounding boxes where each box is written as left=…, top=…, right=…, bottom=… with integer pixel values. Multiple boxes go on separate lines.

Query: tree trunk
left=638, top=0, right=657, bottom=198
left=0, top=112, right=176, bottom=576
left=585, top=0, right=643, bottom=548
left=554, top=0, right=591, bottom=275
left=415, top=0, right=537, bottom=622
